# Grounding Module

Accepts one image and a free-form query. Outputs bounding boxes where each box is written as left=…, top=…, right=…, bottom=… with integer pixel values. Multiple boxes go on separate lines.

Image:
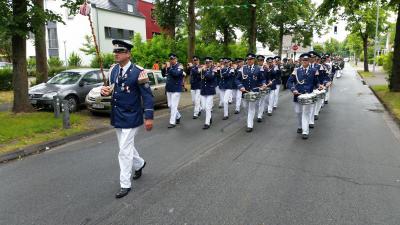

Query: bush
left=376, top=55, right=385, bottom=66
left=27, top=57, right=36, bottom=70
left=0, top=68, right=13, bottom=90
left=48, top=67, right=66, bottom=77
left=90, top=53, right=115, bottom=69
left=383, top=52, right=393, bottom=75
left=48, top=57, right=63, bottom=68
left=68, top=52, right=82, bottom=67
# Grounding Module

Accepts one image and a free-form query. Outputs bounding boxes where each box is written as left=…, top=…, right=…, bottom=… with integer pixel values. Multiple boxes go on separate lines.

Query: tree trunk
left=278, top=23, right=284, bottom=58
left=187, top=0, right=195, bottom=63
left=248, top=0, right=257, bottom=53
left=160, top=26, right=175, bottom=39
left=12, top=0, right=33, bottom=113
left=390, top=4, right=400, bottom=91
left=222, top=25, right=230, bottom=56
left=34, top=0, right=48, bottom=84
left=362, top=36, right=369, bottom=72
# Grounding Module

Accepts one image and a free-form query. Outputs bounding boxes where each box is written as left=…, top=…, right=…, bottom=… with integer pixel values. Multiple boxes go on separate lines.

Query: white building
left=27, top=0, right=146, bottom=66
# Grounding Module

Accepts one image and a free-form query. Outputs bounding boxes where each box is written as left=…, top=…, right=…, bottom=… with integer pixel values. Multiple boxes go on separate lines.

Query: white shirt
left=119, top=61, right=132, bottom=76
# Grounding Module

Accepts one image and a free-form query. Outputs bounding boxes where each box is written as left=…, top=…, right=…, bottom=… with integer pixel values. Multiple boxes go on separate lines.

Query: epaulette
left=135, top=65, right=144, bottom=70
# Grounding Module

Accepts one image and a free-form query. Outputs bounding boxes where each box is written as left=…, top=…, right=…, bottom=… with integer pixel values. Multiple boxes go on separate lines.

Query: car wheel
left=65, top=96, right=78, bottom=112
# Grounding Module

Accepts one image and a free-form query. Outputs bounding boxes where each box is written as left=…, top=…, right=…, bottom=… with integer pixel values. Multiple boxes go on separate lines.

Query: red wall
left=136, top=0, right=161, bottom=40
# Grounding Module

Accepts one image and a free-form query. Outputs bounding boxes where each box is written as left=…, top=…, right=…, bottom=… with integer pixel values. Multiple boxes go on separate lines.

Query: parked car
left=86, top=69, right=167, bottom=114
left=28, top=68, right=108, bottom=112
left=0, top=62, right=12, bottom=69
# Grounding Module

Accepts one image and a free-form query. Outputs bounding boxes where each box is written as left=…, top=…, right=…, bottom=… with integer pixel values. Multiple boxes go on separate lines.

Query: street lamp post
left=373, top=0, right=380, bottom=72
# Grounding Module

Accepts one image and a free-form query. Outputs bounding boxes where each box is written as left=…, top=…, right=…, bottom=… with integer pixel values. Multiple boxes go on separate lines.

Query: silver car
left=28, top=68, right=108, bottom=112
left=86, top=69, right=167, bottom=114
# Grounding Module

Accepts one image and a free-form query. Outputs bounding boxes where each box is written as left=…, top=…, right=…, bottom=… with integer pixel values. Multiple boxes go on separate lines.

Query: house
left=136, top=0, right=161, bottom=40
left=26, top=0, right=147, bottom=66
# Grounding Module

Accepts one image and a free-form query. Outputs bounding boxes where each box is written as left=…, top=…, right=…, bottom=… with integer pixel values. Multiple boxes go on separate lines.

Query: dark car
left=28, top=68, right=108, bottom=112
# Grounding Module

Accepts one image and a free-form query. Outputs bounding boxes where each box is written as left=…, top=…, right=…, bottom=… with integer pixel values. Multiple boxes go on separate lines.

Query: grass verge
left=0, top=91, right=13, bottom=104
left=358, top=70, right=375, bottom=78
left=371, top=85, right=400, bottom=120
left=0, top=111, right=92, bottom=155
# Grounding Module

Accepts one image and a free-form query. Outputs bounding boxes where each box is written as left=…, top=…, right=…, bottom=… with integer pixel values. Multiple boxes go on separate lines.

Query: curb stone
left=0, top=127, right=111, bottom=163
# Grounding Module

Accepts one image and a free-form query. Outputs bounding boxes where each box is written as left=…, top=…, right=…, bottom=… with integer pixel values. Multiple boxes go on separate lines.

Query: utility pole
left=373, top=0, right=380, bottom=72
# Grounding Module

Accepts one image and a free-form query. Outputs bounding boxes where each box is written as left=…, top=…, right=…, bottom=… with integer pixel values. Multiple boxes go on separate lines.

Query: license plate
left=92, top=103, right=104, bottom=109
left=30, top=100, right=37, bottom=104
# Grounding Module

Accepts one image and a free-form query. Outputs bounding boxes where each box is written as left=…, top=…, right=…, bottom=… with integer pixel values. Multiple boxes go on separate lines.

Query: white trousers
left=243, top=100, right=256, bottom=128
left=167, top=92, right=181, bottom=125
left=201, top=95, right=214, bottom=125
left=191, top=89, right=201, bottom=116
left=116, top=128, right=145, bottom=188
left=257, top=94, right=268, bottom=119
left=325, top=86, right=331, bottom=102
left=273, top=84, right=281, bottom=107
left=234, top=89, right=242, bottom=111
left=294, top=103, right=313, bottom=135
left=309, top=102, right=316, bottom=125
left=216, top=87, right=223, bottom=107
left=314, top=98, right=324, bottom=116
left=219, top=89, right=233, bottom=117
left=267, top=91, right=275, bottom=113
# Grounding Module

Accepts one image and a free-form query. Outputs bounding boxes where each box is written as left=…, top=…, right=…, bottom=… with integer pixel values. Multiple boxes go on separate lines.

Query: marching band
left=166, top=50, right=343, bottom=139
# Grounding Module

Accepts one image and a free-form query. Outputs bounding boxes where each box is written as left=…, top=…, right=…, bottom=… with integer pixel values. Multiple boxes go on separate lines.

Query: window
left=105, top=27, right=112, bottom=38
left=82, top=71, right=101, bottom=85
left=155, top=72, right=166, bottom=84
left=147, top=72, right=156, bottom=86
left=48, top=28, right=58, bottom=49
left=104, top=27, right=134, bottom=40
left=127, top=4, right=133, bottom=12
left=151, top=9, right=156, bottom=20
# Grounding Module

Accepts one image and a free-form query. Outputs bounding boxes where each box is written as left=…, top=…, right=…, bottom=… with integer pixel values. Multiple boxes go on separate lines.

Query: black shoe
left=198, top=111, right=201, bottom=116
left=246, top=127, right=253, bottom=132
left=210, top=117, right=213, bottom=124
left=309, top=124, right=314, bottom=129
left=218, top=105, right=223, bottom=109
left=234, top=110, right=239, bottom=114
left=193, top=116, right=198, bottom=119
left=324, top=100, right=328, bottom=104
left=273, top=106, right=277, bottom=109
left=257, top=118, right=262, bottom=123
left=168, top=124, right=176, bottom=128
left=115, top=188, right=131, bottom=198
left=297, top=128, right=302, bottom=133
left=302, top=134, right=309, bottom=139
left=228, top=101, right=232, bottom=105
left=267, top=113, right=272, bottom=116
left=176, top=118, right=181, bottom=124
left=132, top=161, right=146, bottom=180
left=223, top=116, right=229, bottom=120
left=314, top=115, right=319, bottom=120
left=203, top=124, right=210, bottom=129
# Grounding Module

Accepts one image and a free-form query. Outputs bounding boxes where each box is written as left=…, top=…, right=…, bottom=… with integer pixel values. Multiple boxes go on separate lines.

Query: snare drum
left=259, top=88, right=271, bottom=97
left=313, top=89, right=327, bottom=99
left=298, top=93, right=317, bottom=105
left=243, top=92, right=261, bottom=102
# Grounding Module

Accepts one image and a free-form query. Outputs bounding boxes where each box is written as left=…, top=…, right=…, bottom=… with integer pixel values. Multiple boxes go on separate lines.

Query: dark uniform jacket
left=190, top=65, right=202, bottom=90
left=235, top=64, right=266, bottom=92
left=200, top=68, right=217, bottom=96
left=110, top=63, right=154, bottom=128
left=287, top=66, right=321, bottom=102
left=219, top=67, right=236, bottom=90
left=166, top=63, right=184, bottom=92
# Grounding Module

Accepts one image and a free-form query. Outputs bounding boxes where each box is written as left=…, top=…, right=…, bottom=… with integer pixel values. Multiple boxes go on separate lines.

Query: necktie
left=117, top=67, right=123, bottom=84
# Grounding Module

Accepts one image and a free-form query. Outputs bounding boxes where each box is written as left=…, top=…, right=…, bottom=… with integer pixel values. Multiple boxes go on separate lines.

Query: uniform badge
left=138, top=70, right=149, bottom=84
left=144, top=83, right=150, bottom=88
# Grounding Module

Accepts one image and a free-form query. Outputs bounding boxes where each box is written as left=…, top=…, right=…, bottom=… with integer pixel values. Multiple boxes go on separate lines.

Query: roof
left=91, top=0, right=144, bottom=18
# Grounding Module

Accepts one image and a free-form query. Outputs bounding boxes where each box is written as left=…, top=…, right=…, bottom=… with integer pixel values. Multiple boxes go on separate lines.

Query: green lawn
left=358, top=70, right=375, bottom=78
left=371, top=85, right=400, bottom=119
left=0, top=111, right=92, bottom=155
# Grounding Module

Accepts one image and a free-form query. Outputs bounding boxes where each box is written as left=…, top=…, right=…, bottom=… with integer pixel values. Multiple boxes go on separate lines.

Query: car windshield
left=47, top=72, right=82, bottom=85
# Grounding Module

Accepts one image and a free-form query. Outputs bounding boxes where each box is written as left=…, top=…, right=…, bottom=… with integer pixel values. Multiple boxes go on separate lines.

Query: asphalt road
left=1, top=65, right=400, bottom=225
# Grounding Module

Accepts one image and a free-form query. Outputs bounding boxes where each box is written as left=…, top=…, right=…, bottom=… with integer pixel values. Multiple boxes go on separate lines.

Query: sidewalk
left=354, top=63, right=388, bottom=86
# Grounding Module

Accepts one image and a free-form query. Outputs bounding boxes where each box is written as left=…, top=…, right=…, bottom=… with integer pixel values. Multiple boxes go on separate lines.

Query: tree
left=79, top=35, right=96, bottom=56
left=33, top=0, right=48, bottom=84
left=1, top=0, right=63, bottom=113
left=0, top=32, right=12, bottom=62
left=154, top=0, right=187, bottom=39
left=187, top=0, right=195, bottom=62
left=345, top=33, right=363, bottom=65
left=313, top=43, right=325, bottom=54
left=390, top=2, right=400, bottom=91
